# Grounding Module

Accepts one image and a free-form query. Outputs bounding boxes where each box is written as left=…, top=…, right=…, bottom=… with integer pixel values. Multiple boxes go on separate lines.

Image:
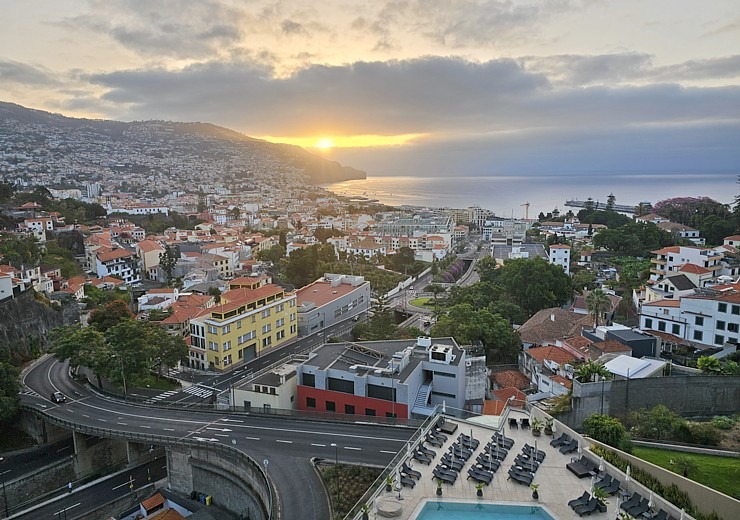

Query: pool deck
left=371, top=417, right=616, bottom=520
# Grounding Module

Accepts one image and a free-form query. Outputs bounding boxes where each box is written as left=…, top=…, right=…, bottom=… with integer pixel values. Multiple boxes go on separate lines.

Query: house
left=94, top=247, right=140, bottom=285
left=518, top=345, right=576, bottom=396
left=158, top=293, right=214, bottom=337
left=548, top=244, right=571, bottom=275
left=517, top=308, right=588, bottom=349
left=569, top=289, right=621, bottom=323
left=656, top=222, right=704, bottom=246
left=136, top=239, right=166, bottom=281
left=644, top=274, right=696, bottom=303
left=232, top=362, right=300, bottom=411
left=649, top=246, right=723, bottom=283
left=724, top=235, right=740, bottom=248
left=583, top=324, right=657, bottom=358
left=603, top=355, right=667, bottom=380
left=296, top=336, right=485, bottom=419
left=490, top=369, right=532, bottom=392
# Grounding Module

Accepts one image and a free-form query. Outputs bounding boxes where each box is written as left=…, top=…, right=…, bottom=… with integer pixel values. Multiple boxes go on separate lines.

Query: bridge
left=16, top=355, right=419, bottom=520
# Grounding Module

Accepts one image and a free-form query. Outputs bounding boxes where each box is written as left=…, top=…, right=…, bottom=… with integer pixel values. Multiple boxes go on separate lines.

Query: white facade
left=650, top=246, right=723, bottom=282
left=549, top=245, right=571, bottom=275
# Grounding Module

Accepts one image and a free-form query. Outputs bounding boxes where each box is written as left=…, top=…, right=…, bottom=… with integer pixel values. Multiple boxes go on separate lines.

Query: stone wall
left=0, top=457, right=76, bottom=517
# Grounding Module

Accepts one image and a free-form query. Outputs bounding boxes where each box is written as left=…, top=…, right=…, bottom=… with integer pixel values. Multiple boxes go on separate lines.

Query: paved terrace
left=360, top=410, right=693, bottom=520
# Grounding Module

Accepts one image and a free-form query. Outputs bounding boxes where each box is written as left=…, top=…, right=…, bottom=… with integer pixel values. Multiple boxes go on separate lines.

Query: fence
left=20, top=404, right=276, bottom=520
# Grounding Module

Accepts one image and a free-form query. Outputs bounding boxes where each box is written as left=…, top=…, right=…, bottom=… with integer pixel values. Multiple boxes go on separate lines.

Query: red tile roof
left=141, top=493, right=165, bottom=512
left=651, top=246, right=681, bottom=255
left=482, top=400, right=507, bottom=416
left=643, top=299, right=681, bottom=307
left=97, top=248, right=134, bottom=262
left=678, top=263, right=710, bottom=275
left=594, top=340, right=632, bottom=353
left=551, top=375, right=572, bottom=389
left=492, top=387, right=527, bottom=404
left=491, top=370, right=530, bottom=390
left=526, top=345, right=576, bottom=365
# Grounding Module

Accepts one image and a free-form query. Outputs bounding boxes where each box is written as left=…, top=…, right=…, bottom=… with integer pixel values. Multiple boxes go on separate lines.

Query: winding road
left=21, top=355, right=416, bottom=520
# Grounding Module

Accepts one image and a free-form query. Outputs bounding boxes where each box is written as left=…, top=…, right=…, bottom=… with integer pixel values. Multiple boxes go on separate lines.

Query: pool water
left=415, top=502, right=556, bottom=520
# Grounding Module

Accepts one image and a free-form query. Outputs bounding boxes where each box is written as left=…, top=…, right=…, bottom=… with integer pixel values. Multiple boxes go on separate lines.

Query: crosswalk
left=183, top=385, right=213, bottom=399
left=144, top=389, right=179, bottom=403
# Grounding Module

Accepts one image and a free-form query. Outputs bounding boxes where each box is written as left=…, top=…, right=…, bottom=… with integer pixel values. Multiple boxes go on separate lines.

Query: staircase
left=413, top=381, right=433, bottom=414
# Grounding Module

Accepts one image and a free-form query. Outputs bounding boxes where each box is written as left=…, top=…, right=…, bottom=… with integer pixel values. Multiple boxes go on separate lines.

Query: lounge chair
left=450, top=444, right=473, bottom=458
left=458, top=434, right=480, bottom=450
left=620, top=493, right=642, bottom=512
left=402, top=462, right=421, bottom=479
left=434, top=464, right=457, bottom=478
left=484, top=443, right=509, bottom=458
left=412, top=451, right=431, bottom=465
left=440, top=454, right=464, bottom=472
left=513, top=455, right=540, bottom=471
left=418, top=445, right=436, bottom=458
left=506, top=469, right=533, bottom=485
left=574, top=498, right=599, bottom=517
left=523, top=443, right=546, bottom=459
left=627, top=498, right=650, bottom=518
left=476, top=454, right=501, bottom=471
left=425, top=434, right=443, bottom=448
left=568, top=491, right=591, bottom=509
left=435, top=417, right=458, bottom=435
left=653, top=510, right=668, bottom=520
left=550, top=432, right=569, bottom=447
left=508, top=418, right=519, bottom=429
left=594, top=474, right=612, bottom=489
left=509, top=466, right=535, bottom=478
left=521, top=418, right=531, bottom=429
left=493, top=433, right=515, bottom=449
left=566, top=456, right=597, bottom=478
left=430, top=430, right=448, bottom=442
left=432, top=468, right=456, bottom=484
left=559, top=439, right=578, bottom=454
left=467, top=467, right=493, bottom=484
left=400, top=475, right=416, bottom=488
left=601, top=478, right=620, bottom=495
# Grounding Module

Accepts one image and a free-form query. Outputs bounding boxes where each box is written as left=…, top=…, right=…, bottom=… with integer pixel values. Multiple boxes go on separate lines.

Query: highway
left=21, top=355, right=416, bottom=520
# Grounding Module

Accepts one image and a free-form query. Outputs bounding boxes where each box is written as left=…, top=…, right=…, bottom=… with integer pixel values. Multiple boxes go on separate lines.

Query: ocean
left=322, top=172, right=738, bottom=217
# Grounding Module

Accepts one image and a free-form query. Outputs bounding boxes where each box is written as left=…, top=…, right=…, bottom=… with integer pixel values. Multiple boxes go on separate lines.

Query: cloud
left=281, top=20, right=306, bottom=35
left=0, top=59, right=58, bottom=86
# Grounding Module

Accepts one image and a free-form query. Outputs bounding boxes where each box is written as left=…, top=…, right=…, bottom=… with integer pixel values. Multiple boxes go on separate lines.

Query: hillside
left=0, top=101, right=365, bottom=185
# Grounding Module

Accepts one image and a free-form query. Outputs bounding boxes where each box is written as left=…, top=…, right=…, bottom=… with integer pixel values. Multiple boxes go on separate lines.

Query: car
left=51, top=391, right=66, bottom=403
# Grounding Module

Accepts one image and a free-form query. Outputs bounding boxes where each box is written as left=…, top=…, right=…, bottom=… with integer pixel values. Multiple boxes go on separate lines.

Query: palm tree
left=673, top=456, right=698, bottom=478
left=586, top=289, right=611, bottom=327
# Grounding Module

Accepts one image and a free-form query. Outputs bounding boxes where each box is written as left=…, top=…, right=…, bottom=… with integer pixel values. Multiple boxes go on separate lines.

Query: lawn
left=409, top=297, right=433, bottom=308
left=632, top=446, right=740, bottom=499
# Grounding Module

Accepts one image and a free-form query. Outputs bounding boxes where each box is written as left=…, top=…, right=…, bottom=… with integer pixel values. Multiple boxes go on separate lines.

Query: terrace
left=347, top=407, right=700, bottom=520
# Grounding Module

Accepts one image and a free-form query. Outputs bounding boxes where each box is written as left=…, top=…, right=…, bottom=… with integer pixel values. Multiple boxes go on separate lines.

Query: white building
left=650, top=246, right=723, bottom=283
left=549, top=244, right=571, bottom=275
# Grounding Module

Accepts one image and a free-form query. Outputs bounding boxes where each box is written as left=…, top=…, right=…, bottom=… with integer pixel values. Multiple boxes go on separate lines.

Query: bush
left=583, top=413, right=628, bottom=448
left=686, top=423, right=722, bottom=446
left=711, top=416, right=735, bottom=430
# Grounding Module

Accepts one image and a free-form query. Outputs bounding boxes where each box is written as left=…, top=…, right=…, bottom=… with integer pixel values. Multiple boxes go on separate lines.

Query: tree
left=627, top=405, right=687, bottom=441
left=0, top=362, right=20, bottom=424
left=490, top=257, right=572, bottom=317
left=208, top=286, right=222, bottom=304
left=575, top=360, right=610, bottom=383
left=88, top=299, right=134, bottom=332
left=583, top=413, right=627, bottom=449
left=697, top=355, right=721, bottom=373
left=49, top=325, right=107, bottom=383
left=105, top=321, right=160, bottom=385
left=0, top=234, right=42, bottom=268
left=314, top=227, right=345, bottom=243
left=593, top=222, right=674, bottom=257
left=672, top=456, right=698, bottom=478
left=159, top=245, right=179, bottom=284
left=284, top=243, right=337, bottom=288
left=255, top=245, right=286, bottom=265
left=386, top=246, right=416, bottom=273
left=586, top=289, right=611, bottom=327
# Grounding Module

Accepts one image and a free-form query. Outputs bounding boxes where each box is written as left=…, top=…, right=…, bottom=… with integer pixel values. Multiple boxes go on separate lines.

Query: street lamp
left=0, top=457, right=9, bottom=518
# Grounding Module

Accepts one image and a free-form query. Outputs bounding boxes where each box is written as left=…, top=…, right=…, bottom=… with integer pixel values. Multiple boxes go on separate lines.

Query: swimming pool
left=413, top=502, right=556, bottom=520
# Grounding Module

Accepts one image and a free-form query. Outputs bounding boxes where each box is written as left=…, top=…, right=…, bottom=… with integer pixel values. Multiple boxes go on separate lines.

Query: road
left=21, top=356, right=415, bottom=520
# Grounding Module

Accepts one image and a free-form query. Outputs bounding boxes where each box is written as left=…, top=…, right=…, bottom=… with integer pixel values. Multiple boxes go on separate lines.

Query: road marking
left=53, top=502, right=81, bottom=515
left=57, top=446, right=72, bottom=453
left=81, top=414, right=89, bottom=418
left=344, top=447, right=361, bottom=451
left=112, top=480, right=133, bottom=491
left=98, top=418, right=107, bottom=422
left=220, top=418, right=243, bottom=423
left=311, top=443, right=326, bottom=447
left=275, top=440, right=292, bottom=444
left=163, top=428, right=175, bottom=431
left=117, top=422, right=127, bottom=426
left=244, top=437, right=260, bottom=441
left=380, top=450, right=396, bottom=454
left=140, top=425, right=151, bottom=429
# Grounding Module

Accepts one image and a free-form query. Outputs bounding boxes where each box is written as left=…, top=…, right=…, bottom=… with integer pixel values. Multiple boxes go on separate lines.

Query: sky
left=1, top=0, right=740, bottom=178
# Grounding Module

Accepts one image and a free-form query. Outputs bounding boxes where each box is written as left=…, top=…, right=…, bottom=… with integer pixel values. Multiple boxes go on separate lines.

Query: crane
left=520, top=201, right=530, bottom=220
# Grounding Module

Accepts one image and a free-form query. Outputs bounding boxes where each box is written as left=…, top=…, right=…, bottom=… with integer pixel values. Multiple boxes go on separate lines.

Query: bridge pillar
left=126, top=441, right=155, bottom=465
left=72, top=431, right=128, bottom=475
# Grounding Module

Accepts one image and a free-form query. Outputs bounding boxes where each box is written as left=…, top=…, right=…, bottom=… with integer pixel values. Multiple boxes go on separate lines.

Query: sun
left=314, top=138, right=335, bottom=149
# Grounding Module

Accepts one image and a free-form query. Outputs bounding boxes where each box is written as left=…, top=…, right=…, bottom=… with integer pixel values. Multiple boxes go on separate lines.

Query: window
left=345, top=404, right=355, bottom=415
left=644, top=318, right=653, bottom=329
left=695, top=316, right=704, bottom=326
left=658, top=321, right=666, bottom=332
left=728, top=322, right=739, bottom=333
left=223, top=341, right=231, bottom=351
left=718, top=303, right=727, bottom=313
left=715, top=335, right=725, bottom=345
left=717, top=320, right=726, bottom=330
left=732, top=305, right=739, bottom=315
left=431, top=391, right=456, bottom=398
left=262, top=308, right=271, bottom=318
left=224, top=354, right=232, bottom=365
left=276, top=318, right=285, bottom=327
left=276, top=304, right=284, bottom=312
left=262, top=336, right=272, bottom=347
left=365, top=408, right=376, bottom=416
left=693, top=330, right=703, bottom=341
left=303, top=373, right=315, bottom=387
left=243, top=401, right=251, bottom=410
left=290, top=313, right=296, bottom=321
left=386, top=412, right=397, bottom=418
left=208, top=325, right=218, bottom=334
left=262, top=323, right=271, bottom=333
left=326, top=401, right=336, bottom=412
left=209, top=341, right=219, bottom=351
left=222, top=324, right=230, bottom=334
left=306, top=397, right=316, bottom=408
left=237, top=320, right=242, bottom=329
left=290, top=325, right=297, bottom=334
left=276, top=330, right=285, bottom=340
left=671, top=324, right=680, bottom=335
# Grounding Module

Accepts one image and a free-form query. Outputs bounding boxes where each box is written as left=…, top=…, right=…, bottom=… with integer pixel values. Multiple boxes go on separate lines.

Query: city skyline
left=1, top=1, right=739, bottom=177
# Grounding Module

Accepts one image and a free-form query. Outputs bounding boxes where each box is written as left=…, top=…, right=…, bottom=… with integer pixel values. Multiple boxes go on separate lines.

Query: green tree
left=386, top=246, right=416, bottom=273
left=255, top=244, right=286, bottom=265
left=700, top=215, right=736, bottom=246
left=314, top=227, right=345, bottom=243
left=583, top=413, right=627, bottom=448
left=586, top=289, right=611, bottom=327
left=627, top=405, right=686, bottom=441
left=105, top=321, right=160, bottom=385
left=0, top=181, right=15, bottom=203
left=88, top=299, right=134, bottom=332
left=49, top=325, right=107, bottom=383
left=490, top=257, right=572, bottom=317
left=0, top=362, right=20, bottom=424
left=284, top=243, right=339, bottom=288
left=159, top=245, right=179, bottom=284
left=0, top=233, right=42, bottom=267
left=572, top=269, right=597, bottom=293
left=575, top=360, right=610, bottom=382
left=593, top=222, right=675, bottom=257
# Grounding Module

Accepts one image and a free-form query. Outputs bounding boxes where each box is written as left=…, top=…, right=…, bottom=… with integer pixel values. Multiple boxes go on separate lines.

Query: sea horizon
left=322, top=171, right=738, bottom=217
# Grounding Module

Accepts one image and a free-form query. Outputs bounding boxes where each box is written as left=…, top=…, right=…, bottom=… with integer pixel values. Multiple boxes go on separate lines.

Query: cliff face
left=0, top=291, right=80, bottom=358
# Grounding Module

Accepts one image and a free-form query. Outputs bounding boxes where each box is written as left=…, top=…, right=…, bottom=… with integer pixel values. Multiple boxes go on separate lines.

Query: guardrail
left=20, top=404, right=276, bottom=520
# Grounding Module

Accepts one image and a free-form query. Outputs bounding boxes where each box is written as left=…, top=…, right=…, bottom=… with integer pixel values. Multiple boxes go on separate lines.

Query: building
left=548, top=244, right=571, bottom=275
left=517, top=308, right=588, bottom=349
left=518, top=345, right=576, bottom=397
left=650, top=246, right=723, bottom=283
left=376, top=214, right=454, bottom=237
left=188, top=280, right=297, bottom=371
left=94, top=247, right=140, bottom=285
left=295, top=274, right=370, bottom=336
left=583, top=324, right=657, bottom=358
left=232, top=362, right=300, bottom=411
left=296, top=337, right=485, bottom=419
left=136, top=239, right=166, bottom=281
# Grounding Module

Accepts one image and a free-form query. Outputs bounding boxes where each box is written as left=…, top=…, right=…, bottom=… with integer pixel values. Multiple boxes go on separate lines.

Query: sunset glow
left=260, top=133, right=425, bottom=149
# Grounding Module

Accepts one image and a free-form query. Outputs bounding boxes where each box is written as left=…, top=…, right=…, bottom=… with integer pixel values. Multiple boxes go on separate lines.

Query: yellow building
left=188, top=278, right=297, bottom=371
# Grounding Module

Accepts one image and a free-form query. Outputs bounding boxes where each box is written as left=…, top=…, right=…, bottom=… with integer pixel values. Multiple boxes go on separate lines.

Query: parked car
left=51, top=391, right=66, bottom=403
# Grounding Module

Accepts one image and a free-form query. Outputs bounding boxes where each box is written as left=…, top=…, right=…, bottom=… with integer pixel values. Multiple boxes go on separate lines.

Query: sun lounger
left=506, top=469, right=533, bottom=485
left=523, top=443, right=546, bottom=459
left=467, top=467, right=493, bottom=484
left=620, top=493, right=642, bottom=512
left=432, top=468, right=456, bottom=484
left=412, top=451, right=431, bottom=465
left=550, top=432, right=569, bottom=447
left=568, top=491, right=591, bottom=509
left=425, top=434, right=444, bottom=448
left=434, top=465, right=458, bottom=479
left=627, top=498, right=650, bottom=518
left=402, top=462, right=421, bottom=479
left=476, top=454, right=501, bottom=470
left=594, top=474, right=612, bottom=489
left=508, top=466, right=535, bottom=479
left=458, top=434, right=480, bottom=450
left=418, top=445, right=436, bottom=457
left=493, top=433, right=515, bottom=449
left=514, top=455, right=540, bottom=470
left=574, top=498, right=599, bottom=516
left=559, top=439, right=578, bottom=454
left=430, top=430, right=448, bottom=442
left=440, top=455, right=464, bottom=472
left=521, top=418, right=531, bottom=429
left=484, top=443, right=508, bottom=458
left=400, top=475, right=416, bottom=488
left=653, top=510, right=668, bottom=520
left=566, top=456, right=597, bottom=478
left=601, top=478, right=620, bottom=495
